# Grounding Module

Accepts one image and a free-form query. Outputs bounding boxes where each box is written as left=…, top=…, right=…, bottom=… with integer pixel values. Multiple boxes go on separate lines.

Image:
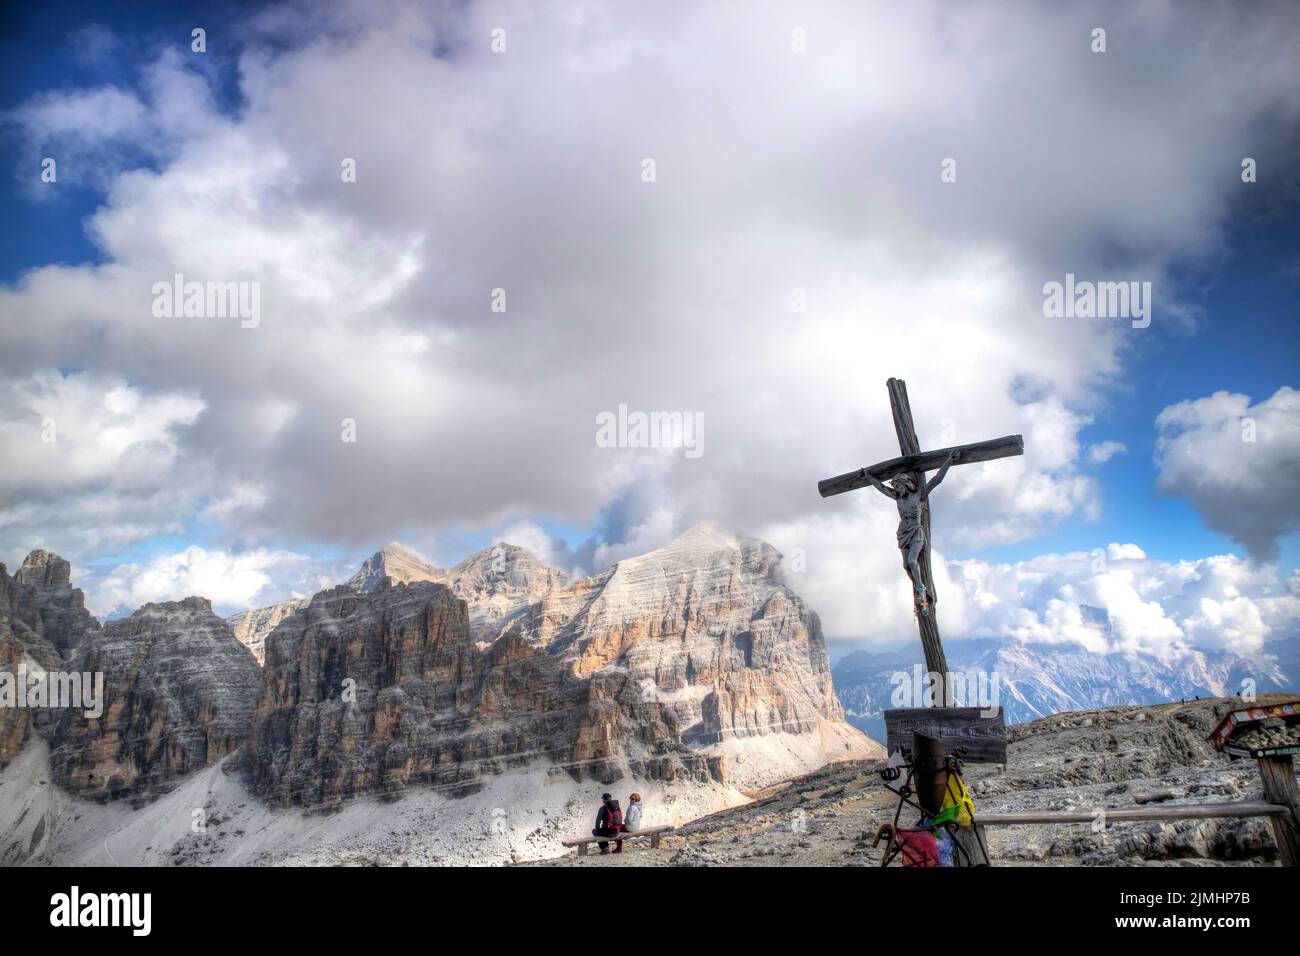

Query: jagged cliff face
left=0, top=614, right=55, bottom=767
left=344, top=541, right=567, bottom=638
left=224, top=542, right=444, bottom=663
left=247, top=524, right=873, bottom=805
left=439, top=544, right=570, bottom=641
left=0, top=552, right=100, bottom=766
left=251, top=582, right=721, bottom=807
left=7, top=527, right=870, bottom=810
left=3, top=552, right=263, bottom=797
left=4, top=550, right=100, bottom=660
left=49, top=597, right=262, bottom=802
left=262, top=526, right=851, bottom=749
left=519, top=524, right=846, bottom=747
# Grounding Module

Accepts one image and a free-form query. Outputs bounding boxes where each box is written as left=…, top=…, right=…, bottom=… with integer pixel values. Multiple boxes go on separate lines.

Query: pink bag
left=896, top=828, right=940, bottom=867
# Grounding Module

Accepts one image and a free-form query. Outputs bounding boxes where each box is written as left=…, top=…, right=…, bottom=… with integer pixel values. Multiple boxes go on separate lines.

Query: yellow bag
left=943, top=773, right=976, bottom=827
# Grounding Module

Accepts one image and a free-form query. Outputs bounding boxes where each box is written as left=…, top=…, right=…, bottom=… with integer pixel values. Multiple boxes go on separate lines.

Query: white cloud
left=0, top=372, right=204, bottom=498
left=87, top=546, right=339, bottom=618
left=1108, top=543, right=1146, bottom=561
left=499, top=520, right=564, bottom=567
left=0, top=372, right=206, bottom=566
left=961, top=549, right=1298, bottom=658
left=198, top=483, right=271, bottom=526
left=1087, top=440, right=1127, bottom=465
left=1, top=0, right=1298, bottom=604
left=771, top=506, right=1299, bottom=656
left=1155, top=387, right=1300, bottom=560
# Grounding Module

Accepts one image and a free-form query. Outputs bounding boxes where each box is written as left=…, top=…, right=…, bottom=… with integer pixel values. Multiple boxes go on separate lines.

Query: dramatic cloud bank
left=2, top=1, right=1298, bottom=643
left=953, top=547, right=1300, bottom=659
left=89, top=545, right=340, bottom=618
left=1156, top=387, right=1300, bottom=561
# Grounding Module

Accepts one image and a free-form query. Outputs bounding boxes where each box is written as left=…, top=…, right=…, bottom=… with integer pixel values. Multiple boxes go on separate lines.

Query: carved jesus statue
left=862, top=450, right=959, bottom=611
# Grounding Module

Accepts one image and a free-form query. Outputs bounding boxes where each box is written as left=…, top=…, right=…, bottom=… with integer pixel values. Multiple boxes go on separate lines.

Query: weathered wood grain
left=817, top=434, right=1025, bottom=498
left=885, top=707, right=1008, bottom=763
left=1257, top=754, right=1300, bottom=866
left=562, top=824, right=674, bottom=854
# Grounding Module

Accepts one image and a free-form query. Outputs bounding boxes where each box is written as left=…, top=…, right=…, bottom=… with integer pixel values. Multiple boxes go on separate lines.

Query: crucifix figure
left=819, top=378, right=1023, bottom=704
left=860, top=449, right=959, bottom=612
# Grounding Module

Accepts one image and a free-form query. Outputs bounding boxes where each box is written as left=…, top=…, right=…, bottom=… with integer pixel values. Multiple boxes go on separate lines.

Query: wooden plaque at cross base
left=884, top=707, right=1008, bottom=764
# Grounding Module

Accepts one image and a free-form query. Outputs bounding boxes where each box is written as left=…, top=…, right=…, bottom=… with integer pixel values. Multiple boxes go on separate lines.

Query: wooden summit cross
left=819, top=378, right=1023, bottom=709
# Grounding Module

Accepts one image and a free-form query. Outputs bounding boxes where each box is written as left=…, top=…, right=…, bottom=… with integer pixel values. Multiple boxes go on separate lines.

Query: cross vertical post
left=818, top=377, right=1024, bottom=711
left=886, top=377, right=951, bottom=701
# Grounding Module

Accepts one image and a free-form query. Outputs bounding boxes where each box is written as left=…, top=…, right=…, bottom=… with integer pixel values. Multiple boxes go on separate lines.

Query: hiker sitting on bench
left=593, top=793, right=624, bottom=854
left=624, top=793, right=643, bottom=833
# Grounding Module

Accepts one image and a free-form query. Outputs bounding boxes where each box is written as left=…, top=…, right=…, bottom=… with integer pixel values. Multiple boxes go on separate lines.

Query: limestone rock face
left=0, top=615, right=57, bottom=767
left=15, top=549, right=71, bottom=590
left=248, top=524, right=874, bottom=804
left=3, top=550, right=99, bottom=660
left=399, top=525, right=851, bottom=750
left=504, top=523, right=853, bottom=747
left=0, top=553, right=99, bottom=767
left=227, top=597, right=307, bottom=665
left=227, top=543, right=446, bottom=663
left=251, top=582, right=719, bottom=807
left=49, top=597, right=262, bottom=801
left=0, top=563, right=59, bottom=666
left=438, top=544, right=570, bottom=642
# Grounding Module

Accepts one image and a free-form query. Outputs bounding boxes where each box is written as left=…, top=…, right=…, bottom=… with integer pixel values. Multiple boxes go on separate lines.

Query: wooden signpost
left=884, top=707, right=1007, bottom=765
left=1208, top=701, right=1300, bottom=866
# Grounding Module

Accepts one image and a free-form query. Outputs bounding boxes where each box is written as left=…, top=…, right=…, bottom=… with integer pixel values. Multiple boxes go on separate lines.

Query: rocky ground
left=0, top=740, right=752, bottom=866
left=527, top=695, right=1296, bottom=867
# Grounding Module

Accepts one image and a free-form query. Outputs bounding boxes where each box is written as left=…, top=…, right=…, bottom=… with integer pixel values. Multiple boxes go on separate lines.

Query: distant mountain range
left=834, top=633, right=1300, bottom=742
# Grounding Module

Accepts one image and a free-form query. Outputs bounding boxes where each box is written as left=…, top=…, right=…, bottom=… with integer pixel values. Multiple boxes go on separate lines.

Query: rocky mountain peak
left=221, top=524, right=876, bottom=797
left=250, top=579, right=723, bottom=807
left=610, top=522, right=778, bottom=581
left=346, top=542, right=441, bottom=593
left=449, top=542, right=566, bottom=586
left=15, top=549, right=72, bottom=590
left=441, top=543, right=569, bottom=640
left=135, top=595, right=214, bottom=617
left=668, top=520, right=739, bottom=550
left=49, top=591, right=261, bottom=801
left=0, top=549, right=99, bottom=669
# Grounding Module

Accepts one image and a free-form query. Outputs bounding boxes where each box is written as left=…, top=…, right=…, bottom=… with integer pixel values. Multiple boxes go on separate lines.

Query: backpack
left=607, top=802, right=624, bottom=831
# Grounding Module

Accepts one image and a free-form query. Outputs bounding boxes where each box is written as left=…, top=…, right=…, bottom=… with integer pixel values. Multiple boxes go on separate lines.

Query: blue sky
left=1, top=1, right=1297, bottom=650
left=977, top=202, right=1300, bottom=572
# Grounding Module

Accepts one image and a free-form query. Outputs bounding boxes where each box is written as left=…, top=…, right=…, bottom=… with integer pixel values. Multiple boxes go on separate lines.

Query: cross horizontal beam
left=817, top=434, right=1024, bottom=498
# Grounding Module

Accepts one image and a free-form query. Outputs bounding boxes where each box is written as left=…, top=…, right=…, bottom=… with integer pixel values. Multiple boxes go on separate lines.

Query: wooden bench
left=562, top=825, right=674, bottom=856
left=976, top=800, right=1288, bottom=828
